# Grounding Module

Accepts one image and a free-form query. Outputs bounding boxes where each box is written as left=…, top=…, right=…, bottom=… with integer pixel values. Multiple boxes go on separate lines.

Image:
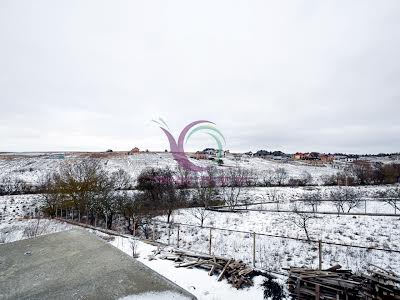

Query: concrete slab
left=0, top=229, right=196, bottom=300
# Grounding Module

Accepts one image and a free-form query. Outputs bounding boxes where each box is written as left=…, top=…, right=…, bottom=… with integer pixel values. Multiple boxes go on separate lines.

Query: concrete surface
left=0, top=229, right=196, bottom=300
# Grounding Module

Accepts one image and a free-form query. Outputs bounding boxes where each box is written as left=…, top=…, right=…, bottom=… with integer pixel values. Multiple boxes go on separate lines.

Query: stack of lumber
left=157, top=249, right=255, bottom=289
left=287, top=265, right=400, bottom=299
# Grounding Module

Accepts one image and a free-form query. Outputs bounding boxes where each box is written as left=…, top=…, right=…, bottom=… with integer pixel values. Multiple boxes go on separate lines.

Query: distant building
left=333, top=155, right=359, bottom=163
left=294, top=152, right=333, bottom=162
left=293, top=152, right=319, bottom=160
left=244, top=151, right=253, bottom=157
left=195, top=151, right=208, bottom=160
left=293, top=152, right=305, bottom=160
left=320, top=154, right=334, bottom=163
left=255, top=150, right=271, bottom=158
left=203, top=148, right=218, bottom=156
left=232, top=153, right=243, bottom=161
left=128, top=147, right=140, bottom=155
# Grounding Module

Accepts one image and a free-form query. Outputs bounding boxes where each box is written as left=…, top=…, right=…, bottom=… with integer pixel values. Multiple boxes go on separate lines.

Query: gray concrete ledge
left=0, top=229, right=196, bottom=300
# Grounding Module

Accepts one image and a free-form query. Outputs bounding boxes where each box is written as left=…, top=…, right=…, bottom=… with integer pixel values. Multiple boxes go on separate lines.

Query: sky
left=0, top=0, right=399, bottom=154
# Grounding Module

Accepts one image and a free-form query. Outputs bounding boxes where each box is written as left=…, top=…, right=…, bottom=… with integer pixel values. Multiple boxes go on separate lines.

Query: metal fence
left=147, top=220, right=400, bottom=273
left=52, top=208, right=400, bottom=274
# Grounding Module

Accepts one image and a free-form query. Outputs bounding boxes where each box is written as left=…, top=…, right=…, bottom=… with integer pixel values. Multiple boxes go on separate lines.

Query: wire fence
left=210, top=198, right=400, bottom=216
left=147, top=220, right=400, bottom=274
left=50, top=208, right=400, bottom=274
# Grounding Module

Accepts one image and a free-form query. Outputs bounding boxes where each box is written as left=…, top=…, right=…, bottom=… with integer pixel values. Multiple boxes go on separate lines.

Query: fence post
left=318, top=240, right=322, bottom=270
left=177, top=225, right=180, bottom=248
left=168, top=224, right=171, bottom=245
left=55, top=207, right=58, bottom=218
left=78, top=210, right=81, bottom=223
left=95, top=214, right=97, bottom=227
left=253, top=232, right=256, bottom=268
left=209, top=228, right=212, bottom=255
left=152, top=222, right=156, bottom=241
left=133, top=219, right=136, bottom=237
left=60, top=208, right=63, bottom=219
left=72, top=209, right=74, bottom=221
left=365, top=199, right=367, bottom=215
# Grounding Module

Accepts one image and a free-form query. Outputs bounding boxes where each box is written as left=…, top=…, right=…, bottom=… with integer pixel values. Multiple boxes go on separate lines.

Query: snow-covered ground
left=153, top=208, right=400, bottom=274
left=109, top=234, right=270, bottom=300
left=1, top=185, right=399, bottom=275
left=1, top=152, right=399, bottom=298
left=0, top=152, right=339, bottom=185
left=0, top=218, right=73, bottom=243
left=237, top=185, right=399, bottom=214
left=0, top=194, right=44, bottom=222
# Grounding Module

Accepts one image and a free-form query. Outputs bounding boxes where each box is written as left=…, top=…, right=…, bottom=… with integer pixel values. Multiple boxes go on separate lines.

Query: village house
left=232, top=153, right=243, bottom=161
left=293, top=152, right=304, bottom=160
left=194, top=151, right=208, bottom=160
left=203, top=148, right=217, bottom=156
left=128, top=147, right=140, bottom=155
left=320, top=154, right=334, bottom=163
left=294, top=152, right=334, bottom=162
left=293, top=152, right=319, bottom=160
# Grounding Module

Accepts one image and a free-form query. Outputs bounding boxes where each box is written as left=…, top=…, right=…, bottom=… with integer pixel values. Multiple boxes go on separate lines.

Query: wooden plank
left=217, top=259, right=233, bottom=282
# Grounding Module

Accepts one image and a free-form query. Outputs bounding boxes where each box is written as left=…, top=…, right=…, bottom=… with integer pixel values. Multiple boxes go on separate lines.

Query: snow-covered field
left=1, top=185, right=400, bottom=275
left=1, top=152, right=399, bottom=298
left=0, top=194, right=44, bottom=222
left=0, top=152, right=339, bottom=185
left=237, top=185, right=399, bottom=214
left=0, top=218, right=73, bottom=243
left=109, top=235, right=269, bottom=300
left=152, top=207, right=400, bottom=274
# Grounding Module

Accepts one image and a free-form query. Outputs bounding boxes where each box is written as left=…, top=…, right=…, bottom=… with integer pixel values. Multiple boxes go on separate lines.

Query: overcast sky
left=0, top=1, right=399, bottom=154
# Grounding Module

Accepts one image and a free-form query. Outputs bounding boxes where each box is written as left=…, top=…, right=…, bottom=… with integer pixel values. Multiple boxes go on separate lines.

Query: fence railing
left=146, top=220, right=400, bottom=273
left=52, top=208, right=400, bottom=274
left=209, top=198, right=399, bottom=216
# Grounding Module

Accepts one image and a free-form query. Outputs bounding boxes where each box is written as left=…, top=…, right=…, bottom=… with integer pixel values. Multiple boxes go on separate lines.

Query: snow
left=118, top=291, right=192, bottom=300
left=0, top=218, right=73, bottom=243
left=1, top=152, right=399, bottom=298
left=0, top=152, right=340, bottom=185
left=109, top=236, right=267, bottom=300
left=153, top=207, right=400, bottom=273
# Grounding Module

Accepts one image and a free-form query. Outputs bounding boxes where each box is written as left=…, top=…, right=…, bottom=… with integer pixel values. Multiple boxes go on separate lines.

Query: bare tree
left=193, top=166, right=217, bottom=208
left=175, top=164, right=193, bottom=188
left=130, top=238, right=138, bottom=258
left=302, top=190, right=321, bottom=212
left=0, top=176, right=30, bottom=195
left=274, top=168, right=288, bottom=186
left=288, top=209, right=316, bottom=241
left=136, top=167, right=187, bottom=223
left=352, top=161, right=373, bottom=185
left=300, top=171, right=313, bottom=186
left=23, top=218, right=49, bottom=238
left=386, top=186, right=400, bottom=214
left=329, top=187, right=362, bottom=214
left=262, top=169, right=275, bottom=187
left=218, top=166, right=248, bottom=210
left=189, top=207, right=211, bottom=227
left=41, top=159, right=132, bottom=229
left=112, top=169, right=132, bottom=190
left=266, top=189, right=283, bottom=211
